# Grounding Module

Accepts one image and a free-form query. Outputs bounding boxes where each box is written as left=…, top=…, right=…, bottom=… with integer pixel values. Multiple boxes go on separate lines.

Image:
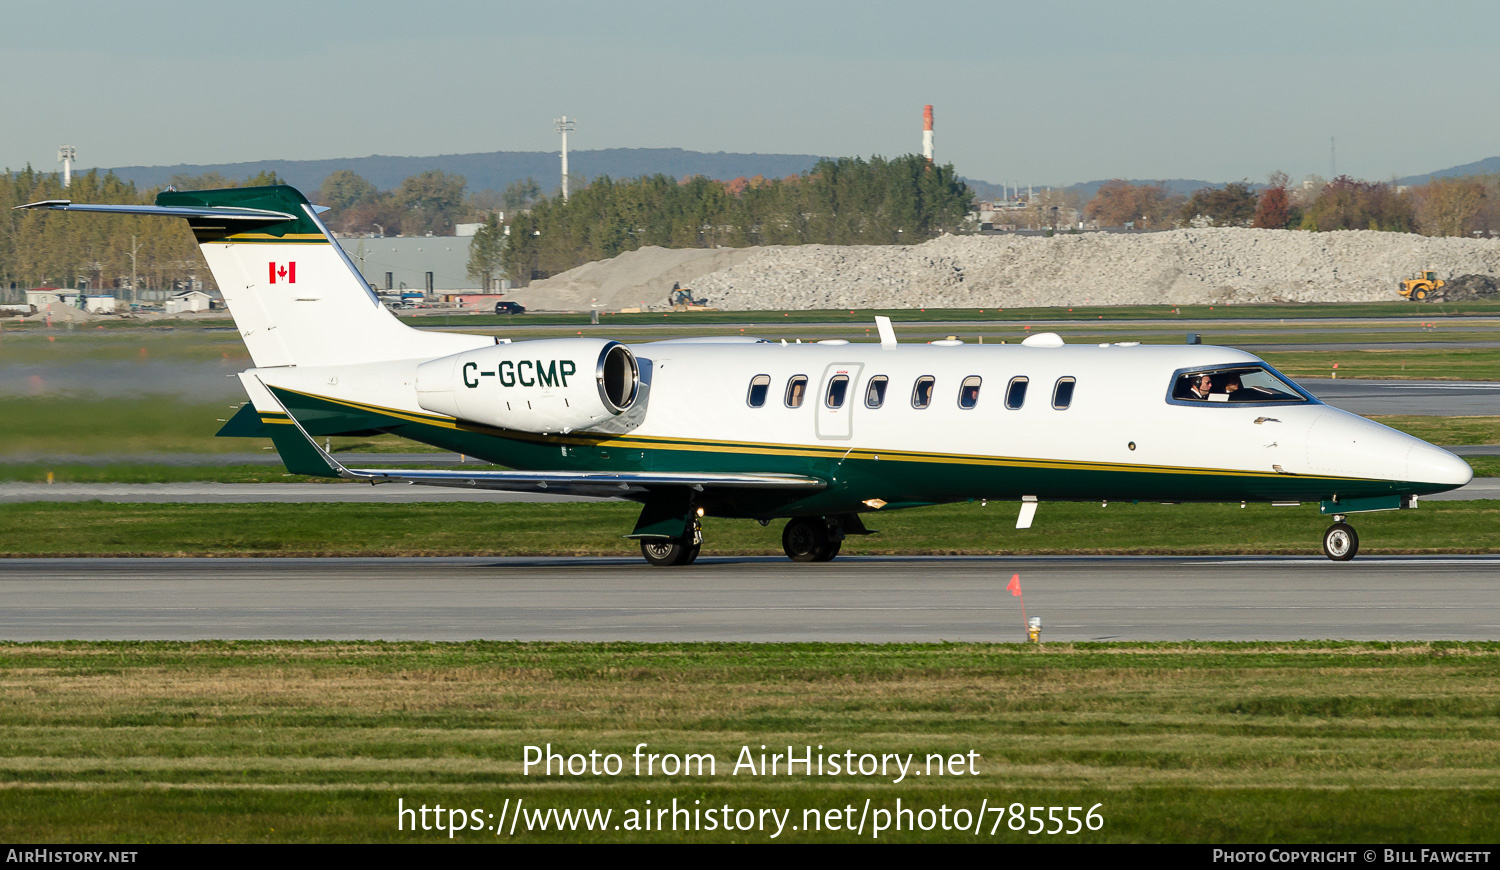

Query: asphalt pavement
left=3, top=555, right=1496, bottom=642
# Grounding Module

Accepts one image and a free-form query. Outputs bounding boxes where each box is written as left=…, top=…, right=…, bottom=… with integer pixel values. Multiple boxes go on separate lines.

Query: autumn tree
left=1253, top=171, right=1293, bottom=229
left=1415, top=176, right=1486, bottom=237
left=395, top=169, right=467, bottom=236
left=319, top=170, right=377, bottom=212
left=1085, top=180, right=1182, bottom=228
left=0, top=167, right=208, bottom=296
left=1179, top=182, right=1256, bottom=227
left=1300, top=176, right=1415, bottom=232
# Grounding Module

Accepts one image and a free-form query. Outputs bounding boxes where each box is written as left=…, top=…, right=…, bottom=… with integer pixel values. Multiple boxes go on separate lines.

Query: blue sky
left=5, top=0, right=1497, bottom=186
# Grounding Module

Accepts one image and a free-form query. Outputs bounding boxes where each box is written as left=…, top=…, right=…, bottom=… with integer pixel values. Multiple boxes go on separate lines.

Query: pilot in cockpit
left=1188, top=373, right=1213, bottom=400
left=1207, top=373, right=1242, bottom=402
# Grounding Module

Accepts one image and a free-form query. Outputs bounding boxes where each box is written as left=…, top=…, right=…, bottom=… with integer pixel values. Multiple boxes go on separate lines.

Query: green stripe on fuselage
left=264, top=386, right=1421, bottom=517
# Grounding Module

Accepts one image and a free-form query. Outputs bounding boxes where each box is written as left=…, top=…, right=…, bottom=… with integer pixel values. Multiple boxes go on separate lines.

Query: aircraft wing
left=334, top=467, right=826, bottom=499
left=258, top=378, right=825, bottom=499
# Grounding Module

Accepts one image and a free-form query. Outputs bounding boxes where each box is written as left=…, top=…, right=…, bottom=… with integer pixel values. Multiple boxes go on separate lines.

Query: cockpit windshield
left=1170, top=365, right=1309, bottom=404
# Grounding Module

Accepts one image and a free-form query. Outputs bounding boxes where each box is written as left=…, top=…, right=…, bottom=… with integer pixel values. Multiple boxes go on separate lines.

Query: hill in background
left=98, top=147, right=1010, bottom=200
left=88, top=149, right=1500, bottom=201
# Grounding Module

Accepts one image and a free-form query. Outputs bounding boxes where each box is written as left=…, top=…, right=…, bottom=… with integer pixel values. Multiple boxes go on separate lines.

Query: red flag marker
left=1007, top=573, right=1030, bottom=641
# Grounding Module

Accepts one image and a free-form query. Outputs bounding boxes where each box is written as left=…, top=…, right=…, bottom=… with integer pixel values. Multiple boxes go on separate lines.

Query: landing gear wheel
left=1322, top=522, right=1359, bottom=561
left=782, top=517, right=837, bottom=562
left=640, top=539, right=700, bottom=567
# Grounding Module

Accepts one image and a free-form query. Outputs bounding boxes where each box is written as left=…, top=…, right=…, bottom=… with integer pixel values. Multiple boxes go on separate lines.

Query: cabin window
left=1170, top=366, right=1308, bottom=404
left=747, top=374, right=771, bottom=408
left=958, top=376, right=982, bottom=409
left=825, top=375, right=850, bottom=408
left=1005, top=377, right=1029, bottom=410
left=785, top=375, right=809, bottom=408
left=865, top=376, right=888, bottom=408
left=1052, top=377, right=1076, bottom=410
left=912, top=376, right=936, bottom=409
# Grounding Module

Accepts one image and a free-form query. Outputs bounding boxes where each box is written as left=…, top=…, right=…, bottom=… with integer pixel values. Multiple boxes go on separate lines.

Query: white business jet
left=18, top=186, right=1471, bottom=565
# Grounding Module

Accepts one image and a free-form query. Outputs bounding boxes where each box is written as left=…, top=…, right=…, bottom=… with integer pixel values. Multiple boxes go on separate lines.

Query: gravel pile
left=680, top=229, right=1500, bottom=310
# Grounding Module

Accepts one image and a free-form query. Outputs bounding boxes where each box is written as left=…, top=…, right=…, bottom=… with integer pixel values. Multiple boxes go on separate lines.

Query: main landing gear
left=1322, top=514, right=1359, bottom=561
left=782, top=516, right=843, bottom=562
left=640, top=520, right=702, bottom=567
left=634, top=512, right=867, bottom=567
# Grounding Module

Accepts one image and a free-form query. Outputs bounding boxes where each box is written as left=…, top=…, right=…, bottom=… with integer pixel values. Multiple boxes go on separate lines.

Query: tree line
left=485, top=155, right=973, bottom=286
left=1082, top=172, right=1500, bottom=236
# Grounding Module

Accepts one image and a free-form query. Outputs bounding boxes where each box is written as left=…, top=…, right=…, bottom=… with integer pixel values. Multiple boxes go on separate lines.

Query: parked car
left=494, top=301, right=526, bottom=315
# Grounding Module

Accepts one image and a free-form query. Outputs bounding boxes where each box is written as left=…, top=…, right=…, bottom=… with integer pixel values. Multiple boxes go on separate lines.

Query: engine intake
left=415, top=338, right=639, bottom=433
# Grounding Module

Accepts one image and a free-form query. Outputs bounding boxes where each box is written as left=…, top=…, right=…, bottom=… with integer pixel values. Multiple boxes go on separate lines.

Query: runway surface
left=3, top=555, right=1497, bottom=642
left=1304, top=379, right=1500, bottom=416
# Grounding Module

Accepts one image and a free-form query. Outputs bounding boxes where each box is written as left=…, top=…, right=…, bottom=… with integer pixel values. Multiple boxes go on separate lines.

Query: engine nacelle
left=415, top=338, right=639, bottom=434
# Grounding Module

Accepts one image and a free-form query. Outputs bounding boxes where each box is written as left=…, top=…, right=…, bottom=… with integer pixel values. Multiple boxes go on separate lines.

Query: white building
left=164, top=290, right=214, bottom=313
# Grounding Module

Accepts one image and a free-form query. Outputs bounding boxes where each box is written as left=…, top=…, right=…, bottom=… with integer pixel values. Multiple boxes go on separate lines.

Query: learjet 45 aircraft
left=20, top=186, right=1472, bottom=564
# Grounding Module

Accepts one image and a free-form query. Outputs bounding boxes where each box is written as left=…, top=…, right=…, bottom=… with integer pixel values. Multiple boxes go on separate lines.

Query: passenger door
left=815, top=363, right=862, bottom=440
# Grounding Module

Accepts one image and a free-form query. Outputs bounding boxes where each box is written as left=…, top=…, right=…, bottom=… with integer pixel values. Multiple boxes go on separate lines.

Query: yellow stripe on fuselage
left=213, top=233, right=329, bottom=244
left=267, top=387, right=1375, bottom=483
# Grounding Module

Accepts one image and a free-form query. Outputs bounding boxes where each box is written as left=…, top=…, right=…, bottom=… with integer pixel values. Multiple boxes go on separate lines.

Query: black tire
left=782, top=517, right=833, bottom=562
left=1322, top=522, right=1359, bottom=561
left=641, top=539, right=699, bottom=567
left=1414, top=288, right=1428, bottom=301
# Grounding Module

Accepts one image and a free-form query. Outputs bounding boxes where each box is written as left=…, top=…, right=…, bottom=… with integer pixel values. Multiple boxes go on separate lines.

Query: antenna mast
left=555, top=116, right=575, bottom=201
left=58, top=145, right=76, bottom=189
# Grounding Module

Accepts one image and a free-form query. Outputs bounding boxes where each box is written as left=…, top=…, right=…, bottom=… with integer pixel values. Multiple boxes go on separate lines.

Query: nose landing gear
left=1322, top=515, right=1359, bottom=561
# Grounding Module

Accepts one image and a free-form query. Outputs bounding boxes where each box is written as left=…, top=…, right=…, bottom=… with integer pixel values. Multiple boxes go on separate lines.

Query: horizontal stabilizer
left=215, top=403, right=270, bottom=438
left=15, top=200, right=297, bottom=221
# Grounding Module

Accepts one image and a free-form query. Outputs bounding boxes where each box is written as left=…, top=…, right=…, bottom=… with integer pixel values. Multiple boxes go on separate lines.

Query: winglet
left=875, top=315, right=897, bottom=348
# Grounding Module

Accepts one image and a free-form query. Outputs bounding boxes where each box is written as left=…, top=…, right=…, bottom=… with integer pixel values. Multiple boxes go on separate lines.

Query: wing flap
left=339, top=467, right=826, bottom=498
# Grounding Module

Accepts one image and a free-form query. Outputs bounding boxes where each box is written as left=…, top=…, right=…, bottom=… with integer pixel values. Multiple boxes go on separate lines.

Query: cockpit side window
left=1171, top=366, right=1308, bottom=404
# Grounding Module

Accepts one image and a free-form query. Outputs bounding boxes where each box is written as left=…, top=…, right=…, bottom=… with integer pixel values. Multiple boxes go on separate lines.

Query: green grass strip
left=0, top=500, right=1497, bottom=557
left=0, top=641, right=1496, bottom=842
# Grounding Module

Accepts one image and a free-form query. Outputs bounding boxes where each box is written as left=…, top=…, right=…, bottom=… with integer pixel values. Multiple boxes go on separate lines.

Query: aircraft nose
left=1407, top=443, right=1473, bottom=489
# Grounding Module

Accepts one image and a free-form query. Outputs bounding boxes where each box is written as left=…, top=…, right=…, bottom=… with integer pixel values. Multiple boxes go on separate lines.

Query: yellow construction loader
left=1398, top=269, right=1445, bottom=301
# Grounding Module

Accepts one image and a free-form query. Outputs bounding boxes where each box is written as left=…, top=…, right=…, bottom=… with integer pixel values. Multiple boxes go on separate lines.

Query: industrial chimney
left=922, top=106, right=933, bottom=162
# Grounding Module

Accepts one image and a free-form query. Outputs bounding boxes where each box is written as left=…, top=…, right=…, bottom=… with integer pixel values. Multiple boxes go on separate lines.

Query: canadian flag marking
left=269, top=262, right=296, bottom=284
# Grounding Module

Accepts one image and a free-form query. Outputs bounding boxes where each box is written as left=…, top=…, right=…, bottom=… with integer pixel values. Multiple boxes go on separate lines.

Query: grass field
left=1, top=500, right=1496, bottom=557
left=1261, top=348, right=1500, bottom=381
left=6, top=300, right=1500, bottom=335
left=0, top=641, right=1496, bottom=843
